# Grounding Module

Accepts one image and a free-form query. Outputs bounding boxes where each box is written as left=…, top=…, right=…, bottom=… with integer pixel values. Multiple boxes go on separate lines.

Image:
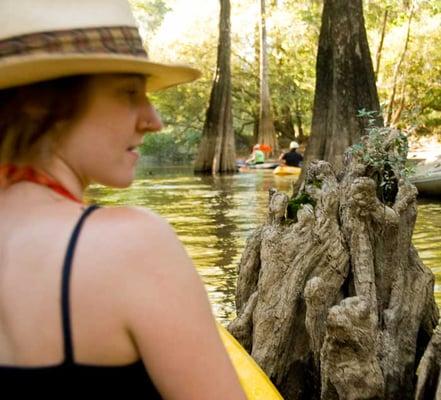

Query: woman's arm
left=114, top=208, right=246, bottom=400
left=246, top=154, right=255, bottom=164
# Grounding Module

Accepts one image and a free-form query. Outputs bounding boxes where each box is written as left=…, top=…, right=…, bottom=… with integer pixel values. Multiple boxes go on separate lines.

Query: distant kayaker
left=279, top=141, right=303, bottom=167
left=246, top=144, right=265, bottom=165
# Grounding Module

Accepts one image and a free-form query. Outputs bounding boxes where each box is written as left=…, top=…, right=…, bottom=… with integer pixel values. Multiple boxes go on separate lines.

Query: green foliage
left=128, top=0, right=440, bottom=164
left=366, top=0, right=441, bottom=136
left=287, top=192, right=316, bottom=222
left=306, top=177, right=322, bottom=189
left=400, top=13, right=441, bottom=135
left=148, top=36, right=216, bottom=143
left=346, top=110, right=411, bottom=205
left=140, top=128, right=201, bottom=163
left=267, top=3, right=318, bottom=141
left=128, top=0, right=171, bottom=38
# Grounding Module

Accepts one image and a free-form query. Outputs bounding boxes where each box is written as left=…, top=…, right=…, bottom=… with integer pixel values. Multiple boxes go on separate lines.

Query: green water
left=86, top=166, right=441, bottom=324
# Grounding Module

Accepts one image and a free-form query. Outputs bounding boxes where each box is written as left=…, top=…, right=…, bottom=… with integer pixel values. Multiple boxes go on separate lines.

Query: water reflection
left=86, top=167, right=441, bottom=324
left=413, top=200, right=441, bottom=306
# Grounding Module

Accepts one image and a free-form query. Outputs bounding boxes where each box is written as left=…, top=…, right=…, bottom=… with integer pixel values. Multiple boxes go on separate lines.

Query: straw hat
left=0, top=0, right=201, bottom=91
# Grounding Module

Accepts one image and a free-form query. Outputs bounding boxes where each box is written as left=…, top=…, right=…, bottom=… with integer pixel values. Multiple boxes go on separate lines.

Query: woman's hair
left=0, top=75, right=90, bottom=163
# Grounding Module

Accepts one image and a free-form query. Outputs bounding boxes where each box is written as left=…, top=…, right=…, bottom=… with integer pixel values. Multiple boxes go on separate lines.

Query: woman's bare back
left=0, top=183, right=138, bottom=367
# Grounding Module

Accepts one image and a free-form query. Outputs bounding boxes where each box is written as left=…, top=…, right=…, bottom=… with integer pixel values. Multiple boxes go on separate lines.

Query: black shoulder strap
left=61, top=204, right=100, bottom=364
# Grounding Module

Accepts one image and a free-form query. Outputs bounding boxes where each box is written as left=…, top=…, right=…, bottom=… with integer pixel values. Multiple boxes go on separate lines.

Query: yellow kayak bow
left=217, top=323, right=284, bottom=399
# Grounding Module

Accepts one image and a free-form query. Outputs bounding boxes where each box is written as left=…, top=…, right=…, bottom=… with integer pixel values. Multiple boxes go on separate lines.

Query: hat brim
left=0, top=54, right=201, bottom=92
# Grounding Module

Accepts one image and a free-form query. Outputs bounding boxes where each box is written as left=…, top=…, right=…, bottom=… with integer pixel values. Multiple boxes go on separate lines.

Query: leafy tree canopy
left=130, top=0, right=441, bottom=160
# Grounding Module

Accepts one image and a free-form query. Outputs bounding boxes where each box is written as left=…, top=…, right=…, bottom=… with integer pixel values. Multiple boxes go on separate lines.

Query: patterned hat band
left=0, top=26, right=147, bottom=59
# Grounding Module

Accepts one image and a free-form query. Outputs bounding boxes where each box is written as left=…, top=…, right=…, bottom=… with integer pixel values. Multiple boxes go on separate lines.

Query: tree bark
left=257, top=0, right=278, bottom=156
left=229, top=128, right=439, bottom=399
left=391, top=83, right=407, bottom=126
left=274, top=105, right=296, bottom=141
left=295, top=100, right=305, bottom=143
left=253, top=21, right=260, bottom=145
left=415, top=322, right=441, bottom=399
left=300, top=0, right=382, bottom=179
left=385, top=2, right=415, bottom=127
left=194, top=0, right=236, bottom=173
left=375, top=9, right=389, bottom=80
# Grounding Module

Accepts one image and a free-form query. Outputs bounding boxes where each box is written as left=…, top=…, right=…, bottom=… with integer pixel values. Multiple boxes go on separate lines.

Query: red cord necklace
left=0, top=164, right=83, bottom=204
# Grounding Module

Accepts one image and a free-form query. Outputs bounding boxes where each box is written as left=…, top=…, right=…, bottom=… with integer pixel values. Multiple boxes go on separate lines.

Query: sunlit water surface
left=86, top=166, right=441, bottom=324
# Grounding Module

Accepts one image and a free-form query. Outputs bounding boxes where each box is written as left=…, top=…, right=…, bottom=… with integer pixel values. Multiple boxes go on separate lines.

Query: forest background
left=129, top=0, right=441, bottom=164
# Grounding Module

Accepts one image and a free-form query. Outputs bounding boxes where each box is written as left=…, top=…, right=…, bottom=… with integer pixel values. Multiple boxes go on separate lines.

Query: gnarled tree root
left=229, top=137, right=439, bottom=399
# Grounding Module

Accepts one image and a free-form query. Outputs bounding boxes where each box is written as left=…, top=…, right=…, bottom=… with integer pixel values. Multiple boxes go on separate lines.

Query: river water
left=86, top=166, right=441, bottom=324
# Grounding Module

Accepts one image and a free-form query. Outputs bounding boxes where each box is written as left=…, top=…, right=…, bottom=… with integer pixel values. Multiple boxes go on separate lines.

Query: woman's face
left=56, top=74, right=162, bottom=188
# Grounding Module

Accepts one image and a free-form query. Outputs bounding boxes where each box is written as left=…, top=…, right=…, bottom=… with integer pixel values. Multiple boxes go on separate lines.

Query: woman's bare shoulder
left=78, top=205, right=197, bottom=317
left=82, top=205, right=190, bottom=274
left=92, top=205, right=167, bottom=227
left=88, top=206, right=175, bottom=243
left=83, top=205, right=206, bottom=330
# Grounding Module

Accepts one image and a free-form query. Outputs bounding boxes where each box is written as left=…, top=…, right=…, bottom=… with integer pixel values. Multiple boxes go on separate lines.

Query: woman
left=246, top=144, right=265, bottom=165
left=0, top=1, right=246, bottom=398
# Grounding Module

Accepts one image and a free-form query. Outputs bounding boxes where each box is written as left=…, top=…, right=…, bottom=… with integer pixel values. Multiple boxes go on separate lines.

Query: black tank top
left=0, top=205, right=162, bottom=398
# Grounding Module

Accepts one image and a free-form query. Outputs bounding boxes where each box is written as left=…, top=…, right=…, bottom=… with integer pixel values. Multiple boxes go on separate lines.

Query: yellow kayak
left=217, top=323, right=284, bottom=399
left=273, top=166, right=301, bottom=176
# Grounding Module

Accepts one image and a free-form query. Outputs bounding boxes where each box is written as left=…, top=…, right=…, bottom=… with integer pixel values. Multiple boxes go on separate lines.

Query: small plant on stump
left=345, top=109, right=412, bottom=206
left=287, top=193, right=316, bottom=222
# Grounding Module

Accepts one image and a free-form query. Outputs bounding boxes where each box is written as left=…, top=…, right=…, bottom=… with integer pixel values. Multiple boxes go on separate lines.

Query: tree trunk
left=375, top=9, right=389, bottom=80
left=391, top=83, right=407, bottom=126
left=257, top=0, right=278, bottom=156
left=295, top=100, right=305, bottom=143
left=229, top=128, right=439, bottom=399
left=253, top=21, right=260, bottom=145
left=274, top=105, right=296, bottom=141
left=300, top=0, right=382, bottom=179
left=385, top=2, right=415, bottom=127
left=194, top=0, right=236, bottom=173
left=253, top=114, right=259, bottom=145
